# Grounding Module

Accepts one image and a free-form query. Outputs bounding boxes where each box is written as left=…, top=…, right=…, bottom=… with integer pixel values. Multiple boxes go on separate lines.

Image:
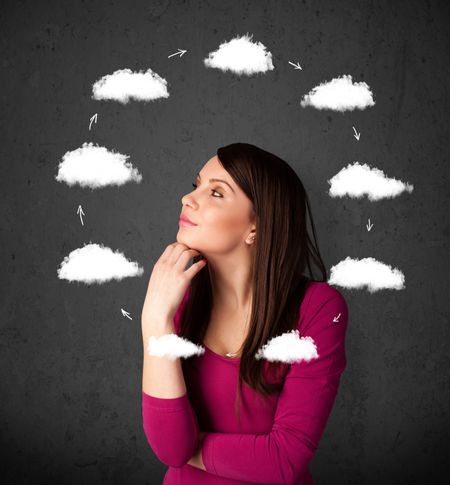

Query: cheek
left=203, top=207, right=247, bottom=232
left=184, top=204, right=251, bottom=253
left=200, top=211, right=248, bottom=248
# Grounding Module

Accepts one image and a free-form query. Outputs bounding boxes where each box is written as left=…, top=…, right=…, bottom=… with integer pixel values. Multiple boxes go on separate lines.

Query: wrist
left=142, top=321, right=175, bottom=347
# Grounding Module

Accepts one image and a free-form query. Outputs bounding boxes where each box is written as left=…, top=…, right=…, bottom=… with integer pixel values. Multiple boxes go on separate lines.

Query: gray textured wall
left=1, top=0, right=449, bottom=483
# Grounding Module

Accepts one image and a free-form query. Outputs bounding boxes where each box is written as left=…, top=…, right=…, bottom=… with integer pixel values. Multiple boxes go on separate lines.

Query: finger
left=173, top=243, right=198, bottom=260
left=159, top=242, right=193, bottom=265
left=174, top=242, right=201, bottom=256
left=183, top=257, right=207, bottom=279
left=158, top=242, right=179, bottom=263
left=174, top=248, right=201, bottom=268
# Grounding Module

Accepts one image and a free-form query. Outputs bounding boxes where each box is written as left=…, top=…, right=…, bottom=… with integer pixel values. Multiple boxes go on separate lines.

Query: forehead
left=198, top=156, right=230, bottom=180
left=201, top=155, right=224, bottom=174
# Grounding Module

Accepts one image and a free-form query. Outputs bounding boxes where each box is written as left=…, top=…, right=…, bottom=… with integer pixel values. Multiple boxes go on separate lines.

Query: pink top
left=142, top=280, right=349, bottom=484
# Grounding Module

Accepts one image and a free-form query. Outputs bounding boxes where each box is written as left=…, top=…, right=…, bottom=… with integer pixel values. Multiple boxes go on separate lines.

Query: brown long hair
left=179, top=142, right=327, bottom=424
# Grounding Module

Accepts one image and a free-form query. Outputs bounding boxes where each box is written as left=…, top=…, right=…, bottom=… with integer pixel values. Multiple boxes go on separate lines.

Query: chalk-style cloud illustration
left=55, top=142, right=142, bottom=189
left=91, top=68, right=169, bottom=103
left=255, top=330, right=319, bottom=364
left=301, top=74, right=375, bottom=111
left=204, top=33, right=274, bottom=75
left=147, top=334, right=205, bottom=359
left=327, top=162, right=414, bottom=201
left=328, top=256, right=405, bottom=293
left=57, top=243, right=144, bottom=284
left=145, top=330, right=318, bottom=364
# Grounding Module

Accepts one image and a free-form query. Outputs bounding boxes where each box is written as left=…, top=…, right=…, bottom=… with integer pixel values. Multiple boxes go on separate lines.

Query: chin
left=176, top=232, right=188, bottom=243
left=176, top=232, right=197, bottom=248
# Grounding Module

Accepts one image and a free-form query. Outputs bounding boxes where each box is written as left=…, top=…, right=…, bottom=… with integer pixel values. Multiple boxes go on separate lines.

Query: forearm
left=141, top=321, right=199, bottom=466
left=142, top=321, right=187, bottom=398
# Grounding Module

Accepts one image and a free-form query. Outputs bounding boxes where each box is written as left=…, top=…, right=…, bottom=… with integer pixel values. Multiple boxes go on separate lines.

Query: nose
left=181, top=192, right=196, bottom=210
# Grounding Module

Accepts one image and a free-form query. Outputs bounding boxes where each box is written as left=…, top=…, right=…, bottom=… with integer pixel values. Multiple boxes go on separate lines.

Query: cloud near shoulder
left=329, top=257, right=405, bottom=292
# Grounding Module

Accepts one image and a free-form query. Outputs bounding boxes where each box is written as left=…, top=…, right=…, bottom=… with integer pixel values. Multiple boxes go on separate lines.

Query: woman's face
left=177, top=155, right=256, bottom=257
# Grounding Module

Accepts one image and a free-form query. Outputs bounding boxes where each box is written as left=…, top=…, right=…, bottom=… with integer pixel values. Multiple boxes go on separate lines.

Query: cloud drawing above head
left=327, top=162, right=414, bottom=201
left=54, top=142, right=142, bottom=189
left=204, top=33, right=274, bottom=75
left=254, top=330, right=319, bottom=364
left=301, top=74, right=375, bottom=111
left=328, top=256, right=405, bottom=293
left=57, top=243, right=144, bottom=284
left=91, top=68, right=169, bottom=103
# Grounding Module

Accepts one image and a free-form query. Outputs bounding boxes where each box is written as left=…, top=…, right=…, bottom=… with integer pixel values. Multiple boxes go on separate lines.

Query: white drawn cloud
left=301, top=74, right=375, bottom=111
left=55, top=142, right=142, bottom=189
left=327, top=162, right=414, bottom=201
left=91, top=68, right=169, bottom=103
left=204, top=33, right=274, bottom=75
left=57, top=243, right=144, bottom=284
left=145, top=330, right=319, bottom=363
left=328, top=256, right=405, bottom=293
left=147, top=334, right=205, bottom=359
left=255, top=330, right=319, bottom=364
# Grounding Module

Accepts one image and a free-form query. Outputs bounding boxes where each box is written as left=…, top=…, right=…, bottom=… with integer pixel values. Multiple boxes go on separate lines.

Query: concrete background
left=1, top=0, right=449, bottom=483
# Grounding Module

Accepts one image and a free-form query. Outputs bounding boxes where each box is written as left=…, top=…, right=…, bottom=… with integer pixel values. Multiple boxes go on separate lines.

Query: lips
left=179, top=215, right=197, bottom=225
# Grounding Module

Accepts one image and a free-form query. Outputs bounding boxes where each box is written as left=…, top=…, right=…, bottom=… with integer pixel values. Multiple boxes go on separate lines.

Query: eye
left=191, top=183, right=223, bottom=198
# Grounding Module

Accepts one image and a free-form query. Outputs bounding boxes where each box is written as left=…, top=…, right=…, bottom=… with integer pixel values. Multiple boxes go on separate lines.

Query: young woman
left=141, top=142, right=349, bottom=484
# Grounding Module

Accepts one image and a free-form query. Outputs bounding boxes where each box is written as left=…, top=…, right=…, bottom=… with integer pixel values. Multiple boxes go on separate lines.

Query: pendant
left=226, top=352, right=238, bottom=357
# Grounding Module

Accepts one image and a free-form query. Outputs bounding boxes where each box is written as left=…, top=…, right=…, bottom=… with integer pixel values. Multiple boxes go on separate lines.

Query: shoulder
left=289, top=281, right=349, bottom=376
left=302, top=280, right=347, bottom=311
left=298, top=281, right=348, bottom=334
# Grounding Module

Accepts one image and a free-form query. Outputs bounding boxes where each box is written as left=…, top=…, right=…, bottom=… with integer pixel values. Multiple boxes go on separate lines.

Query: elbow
left=156, top=453, right=192, bottom=469
left=143, top=429, right=197, bottom=468
left=278, top=452, right=313, bottom=485
left=281, top=465, right=311, bottom=485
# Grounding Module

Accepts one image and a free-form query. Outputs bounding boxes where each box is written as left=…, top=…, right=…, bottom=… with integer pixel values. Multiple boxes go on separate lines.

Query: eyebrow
left=197, top=172, right=235, bottom=194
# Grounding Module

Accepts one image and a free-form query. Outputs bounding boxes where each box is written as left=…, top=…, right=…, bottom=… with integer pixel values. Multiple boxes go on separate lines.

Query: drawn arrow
left=333, top=313, right=341, bottom=323
left=168, top=49, right=187, bottom=58
left=288, top=61, right=302, bottom=70
left=121, top=309, right=133, bottom=320
left=89, top=113, right=98, bottom=131
left=352, top=126, right=360, bottom=140
left=77, top=205, right=85, bottom=226
left=366, top=218, right=374, bottom=231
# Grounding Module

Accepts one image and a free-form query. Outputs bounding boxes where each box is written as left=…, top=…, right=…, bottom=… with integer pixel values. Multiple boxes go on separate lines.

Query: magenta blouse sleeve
left=201, top=285, right=349, bottom=484
left=141, top=286, right=199, bottom=468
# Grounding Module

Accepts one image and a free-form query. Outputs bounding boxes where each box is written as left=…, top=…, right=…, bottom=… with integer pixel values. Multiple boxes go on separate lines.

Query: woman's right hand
left=141, top=242, right=207, bottom=337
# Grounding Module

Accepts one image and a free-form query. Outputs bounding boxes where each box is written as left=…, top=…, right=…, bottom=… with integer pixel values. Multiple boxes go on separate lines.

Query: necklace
left=225, top=303, right=252, bottom=358
left=215, top=295, right=252, bottom=359
left=225, top=351, right=239, bottom=358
